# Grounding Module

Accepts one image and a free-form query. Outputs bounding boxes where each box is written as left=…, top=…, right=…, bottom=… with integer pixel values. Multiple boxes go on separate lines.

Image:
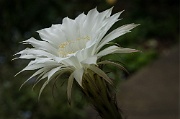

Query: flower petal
left=61, top=56, right=82, bottom=69
left=38, top=79, right=49, bottom=100
left=61, top=17, right=79, bottom=41
left=82, top=8, right=99, bottom=35
left=67, top=73, right=74, bottom=104
left=32, top=71, right=50, bottom=91
left=88, top=65, right=113, bottom=85
left=96, top=11, right=124, bottom=40
left=75, top=43, right=95, bottom=62
left=88, top=11, right=124, bottom=50
left=47, top=66, right=61, bottom=80
left=22, top=37, right=58, bottom=56
left=19, top=68, right=47, bottom=90
left=75, top=13, right=86, bottom=27
left=37, top=25, right=65, bottom=47
left=90, top=7, right=113, bottom=34
left=98, top=60, right=129, bottom=73
left=16, top=48, right=55, bottom=58
left=15, top=60, right=59, bottom=76
left=97, top=45, right=139, bottom=58
left=81, top=56, right=97, bottom=65
left=97, top=24, right=139, bottom=51
left=73, top=68, right=84, bottom=87
left=38, top=67, right=72, bottom=99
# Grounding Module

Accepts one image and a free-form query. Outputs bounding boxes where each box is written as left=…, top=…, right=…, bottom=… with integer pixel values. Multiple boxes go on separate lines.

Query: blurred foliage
left=0, top=0, right=179, bottom=118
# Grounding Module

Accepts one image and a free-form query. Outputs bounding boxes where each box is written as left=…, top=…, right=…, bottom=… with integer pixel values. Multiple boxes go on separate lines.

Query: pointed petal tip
left=38, top=96, right=41, bottom=102
left=19, top=85, right=23, bottom=91
left=11, top=57, right=18, bottom=61
left=31, top=86, right=36, bottom=92
left=20, top=40, right=30, bottom=45
left=117, top=10, right=125, bottom=16
left=13, top=53, right=18, bottom=56
left=73, top=68, right=84, bottom=87
left=110, top=6, right=114, bottom=9
left=134, top=23, right=140, bottom=27
left=19, top=78, right=32, bottom=90
left=36, top=30, right=41, bottom=34
left=18, top=88, right=21, bottom=91
left=38, top=81, right=49, bottom=101
left=108, top=6, right=114, bottom=12
left=14, top=71, right=22, bottom=77
left=136, top=49, right=142, bottom=52
left=130, top=49, right=142, bottom=53
left=120, top=9, right=125, bottom=14
left=131, top=23, right=141, bottom=28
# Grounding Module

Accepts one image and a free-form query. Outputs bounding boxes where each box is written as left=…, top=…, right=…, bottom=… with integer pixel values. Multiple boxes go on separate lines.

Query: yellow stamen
left=58, top=36, right=90, bottom=57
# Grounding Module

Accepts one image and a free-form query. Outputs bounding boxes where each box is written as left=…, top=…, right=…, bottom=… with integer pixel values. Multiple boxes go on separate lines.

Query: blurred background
left=0, top=0, right=179, bottom=119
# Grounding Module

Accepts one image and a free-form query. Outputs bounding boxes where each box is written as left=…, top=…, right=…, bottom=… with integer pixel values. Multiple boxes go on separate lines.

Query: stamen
left=58, top=36, right=90, bottom=57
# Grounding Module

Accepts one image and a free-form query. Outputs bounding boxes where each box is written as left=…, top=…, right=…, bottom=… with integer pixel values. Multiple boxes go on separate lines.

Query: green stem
left=82, top=70, right=122, bottom=119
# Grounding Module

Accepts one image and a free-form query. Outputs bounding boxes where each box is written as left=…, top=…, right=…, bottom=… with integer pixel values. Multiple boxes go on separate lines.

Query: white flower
left=14, top=7, right=139, bottom=99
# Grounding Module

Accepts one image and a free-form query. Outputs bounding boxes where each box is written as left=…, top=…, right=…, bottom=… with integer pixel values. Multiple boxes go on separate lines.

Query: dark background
left=0, top=0, right=179, bottom=119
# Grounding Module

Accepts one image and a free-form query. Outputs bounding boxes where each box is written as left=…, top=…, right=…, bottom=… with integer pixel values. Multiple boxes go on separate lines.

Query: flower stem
left=82, top=70, right=122, bottom=119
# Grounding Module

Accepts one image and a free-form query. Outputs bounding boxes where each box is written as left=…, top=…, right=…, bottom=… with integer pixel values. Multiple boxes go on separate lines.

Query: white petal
left=97, top=45, right=139, bottom=58
left=97, top=23, right=139, bottom=51
left=37, top=26, right=64, bottom=47
left=81, top=56, right=97, bottom=65
left=15, top=64, right=45, bottom=76
left=37, top=66, right=69, bottom=93
left=82, top=8, right=99, bottom=35
left=32, top=68, right=51, bottom=90
left=23, top=37, right=58, bottom=56
left=88, top=65, right=112, bottom=85
left=19, top=68, right=47, bottom=90
left=38, top=79, right=49, bottom=100
left=16, top=48, right=55, bottom=58
left=15, top=60, right=59, bottom=76
left=98, top=60, right=128, bottom=73
left=90, top=7, right=113, bottom=33
left=35, top=67, right=72, bottom=92
left=27, top=59, right=58, bottom=66
left=17, top=55, right=36, bottom=59
left=67, top=72, right=74, bottom=104
left=61, top=56, right=82, bottom=69
left=37, top=28, right=59, bottom=46
left=97, top=11, right=124, bottom=39
left=100, top=7, right=113, bottom=18
left=75, top=44, right=95, bottom=62
left=73, top=68, right=84, bottom=87
left=47, top=66, right=61, bottom=80
left=75, top=13, right=86, bottom=26
left=61, top=17, right=79, bottom=40
left=90, top=11, right=124, bottom=50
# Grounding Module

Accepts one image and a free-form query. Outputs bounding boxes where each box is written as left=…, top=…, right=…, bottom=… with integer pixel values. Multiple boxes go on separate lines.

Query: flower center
left=58, top=36, right=90, bottom=57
